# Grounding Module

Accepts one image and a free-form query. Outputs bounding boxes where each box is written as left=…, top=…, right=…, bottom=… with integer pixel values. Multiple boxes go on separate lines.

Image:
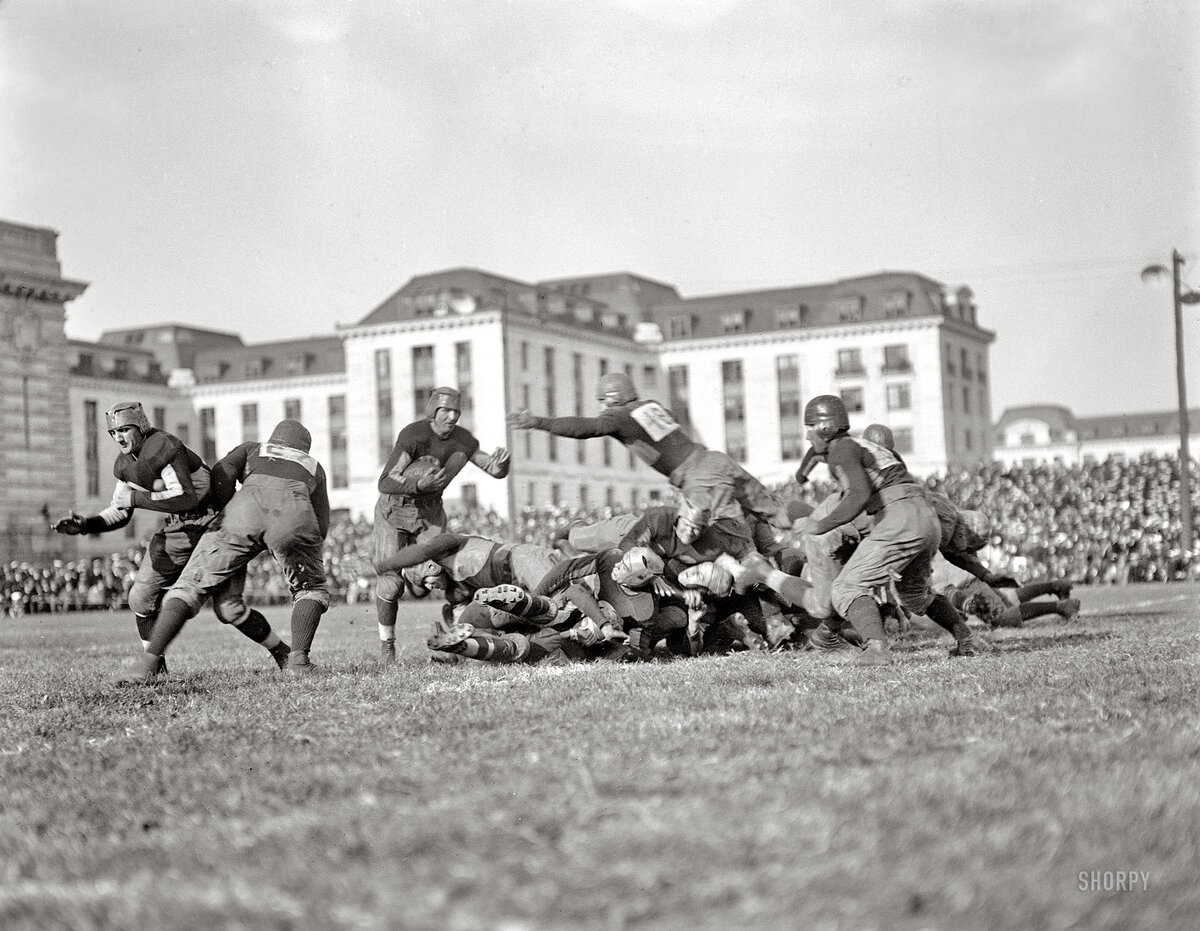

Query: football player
left=116, top=419, right=331, bottom=683
left=788, top=395, right=961, bottom=665
left=373, top=387, right=510, bottom=664
left=507, top=372, right=790, bottom=545
left=52, top=401, right=289, bottom=677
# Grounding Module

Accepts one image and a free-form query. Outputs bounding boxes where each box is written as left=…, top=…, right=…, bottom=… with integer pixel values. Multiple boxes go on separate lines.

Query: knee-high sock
left=146, top=599, right=198, bottom=657
left=925, top=593, right=972, bottom=640
left=232, top=608, right=284, bottom=649
left=135, top=612, right=157, bottom=649
left=444, top=631, right=525, bottom=663
left=1020, top=602, right=1062, bottom=621
left=1017, top=581, right=1060, bottom=602
left=376, top=595, right=398, bottom=641
left=844, top=595, right=887, bottom=642
left=290, top=600, right=326, bottom=654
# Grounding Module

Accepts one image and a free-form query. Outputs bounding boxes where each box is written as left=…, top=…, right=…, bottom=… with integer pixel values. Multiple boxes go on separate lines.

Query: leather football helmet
left=105, top=401, right=152, bottom=437
left=804, top=395, right=850, bottom=442
left=862, top=423, right=894, bottom=450
left=596, top=372, right=637, bottom=406
left=425, top=387, right=462, bottom=419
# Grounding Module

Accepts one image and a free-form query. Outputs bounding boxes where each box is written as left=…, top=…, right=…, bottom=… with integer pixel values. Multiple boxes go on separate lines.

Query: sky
left=2, top=0, right=1197, bottom=419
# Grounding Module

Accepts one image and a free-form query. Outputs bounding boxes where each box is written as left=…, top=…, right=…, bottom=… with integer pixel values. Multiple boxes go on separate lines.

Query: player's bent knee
left=127, top=584, right=163, bottom=618
left=213, top=599, right=250, bottom=625
left=830, top=581, right=870, bottom=619
left=375, top=575, right=403, bottom=603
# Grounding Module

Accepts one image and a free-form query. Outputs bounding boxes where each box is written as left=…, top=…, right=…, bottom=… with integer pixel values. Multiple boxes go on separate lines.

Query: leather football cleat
left=114, top=653, right=166, bottom=686
left=427, top=622, right=475, bottom=651
left=269, top=642, right=292, bottom=671
left=1058, top=598, right=1081, bottom=621
left=379, top=639, right=397, bottom=665
left=850, top=639, right=893, bottom=665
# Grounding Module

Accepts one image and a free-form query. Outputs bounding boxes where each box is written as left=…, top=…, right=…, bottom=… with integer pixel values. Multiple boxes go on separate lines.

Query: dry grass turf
left=0, top=583, right=1197, bottom=930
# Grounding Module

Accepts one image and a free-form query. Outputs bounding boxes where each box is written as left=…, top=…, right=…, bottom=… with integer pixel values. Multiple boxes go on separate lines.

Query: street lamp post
left=1142, top=250, right=1200, bottom=560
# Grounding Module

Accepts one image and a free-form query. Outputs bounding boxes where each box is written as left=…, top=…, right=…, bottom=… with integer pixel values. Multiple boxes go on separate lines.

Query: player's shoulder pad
left=137, top=430, right=185, bottom=471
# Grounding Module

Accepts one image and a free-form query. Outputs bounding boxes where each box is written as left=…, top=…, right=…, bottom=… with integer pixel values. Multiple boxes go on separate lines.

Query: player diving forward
left=52, top=401, right=290, bottom=676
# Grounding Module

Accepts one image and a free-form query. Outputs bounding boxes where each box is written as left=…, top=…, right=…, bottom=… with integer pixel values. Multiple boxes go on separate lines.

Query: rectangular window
left=962, top=385, right=972, bottom=413
left=883, top=344, right=911, bottom=373
left=412, top=345, right=435, bottom=419
left=200, top=408, right=217, bottom=464
left=284, top=398, right=302, bottom=421
left=945, top=344, right=956, bottom=376
left=884, top=291, right=910, bottom=317
left=544, top=347, right=557, bottom=461
left=722, top=360, right=747, bottom=461
left=550, top=482, right=561, bottom=505
left=455, top=342, right=474, bottom=431
left=520, top=341, right=529, bottom=370
left=887, top=383, right=911, bottom=411
left=375, top=348, right=393, bottom=465
left=977, top=353, right=987, bottom=384
left=777, top=306, right=801, bottom=328
left=521, top=385, right=532, bottom=458
left=84, top=401, right=100, bottom=497
left=668, top=365, right=692, bottom=431
left=579, top=485, right=589, bottom=508
left=241, top=403, right=258, bottom=443
left=152, top=406, right=166, bottom=429
left=831, top=296, right=863, bottom=321
left=176, top=423, right=189, bottom=446
left=642, top=365, right=657, bottom=390
left=961, top=348, right=972, bottom=380
left=668, top=315, right=693, bottom=339
left=840, top=387, right=864, bottom=413
left=965, top=428, right=974, bottom=451
left=573, top=354, right=586, bottom=463
left=836, top=348, right=864, bottom=377
left=461, top=484, right=478, bottom=510
left=328, top=395, right=348, bottom=489
left=721, top=310, right=747, bottom=334
left=777, top=354, right=803, bottom=460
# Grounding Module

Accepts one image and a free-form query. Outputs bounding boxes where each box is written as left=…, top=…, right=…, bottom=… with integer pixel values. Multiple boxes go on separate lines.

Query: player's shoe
left=473, top=584, right=526, bottom=610
left=114, top=653, right=166, bottom=686
left=427, top=622, right=475, bottom=651
left=269, top=642, right=292, bottom=671
left=379, top=639, right=397, bottom=665
left=765, top=615, right=795, bottom=649
left=286, top=651, right=316, bottom=675
left=808, top=622, right=858, bottom=655
left=1057, top=598, right=1081, bottom=621
left=1050, top=580, right=1074, bottom=600
left=849, top=639, right=893, bottom=666
left=949, top=634, right=994, bottom=657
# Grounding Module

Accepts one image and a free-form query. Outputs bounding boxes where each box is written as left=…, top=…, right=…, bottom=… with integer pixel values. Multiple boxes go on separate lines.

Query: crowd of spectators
left=5, top=452, right=1197, bottom=617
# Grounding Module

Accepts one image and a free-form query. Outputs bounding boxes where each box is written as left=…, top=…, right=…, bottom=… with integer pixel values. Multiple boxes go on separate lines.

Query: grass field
left=1, top=584, right=1197, bottom=930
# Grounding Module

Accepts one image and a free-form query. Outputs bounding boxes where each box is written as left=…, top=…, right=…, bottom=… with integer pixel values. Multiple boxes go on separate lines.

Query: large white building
left=994, top=404, right=1200, bottom=467
left=3, top=217, right=1001, bottom=560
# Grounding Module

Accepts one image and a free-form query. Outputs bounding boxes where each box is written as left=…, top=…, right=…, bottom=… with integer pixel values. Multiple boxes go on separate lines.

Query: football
left=403, top=455, right=442, bottom=483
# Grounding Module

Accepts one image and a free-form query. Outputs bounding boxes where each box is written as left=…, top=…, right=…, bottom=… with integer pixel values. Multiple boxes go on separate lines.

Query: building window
left=285, top=353, right=308, bottom=376
left=668, top=365, right=692, bottom=431
left=722, top=360, right=747, bottom=461
left=976, top=353, right=987, bottom=384
left=579, top=485, right=589, bottom=508
left=962, top=385, right=972, bottom=413
left=412, top=346, right=435, bottom=419
left=461, top=483, right=478, bottom=510
left=284, top=398, right=302, bottom=421
left=961, top=348, right=973, bottom=380
left=84, top=401, right=100, bottom=497
left=883, top=344, right=911, bottom=373
left=642, top=365, right=657, bottom=390
left=883, top=291, right=911, bottom=317
left=200, top=408, right=217, bottom=465
left=573, top=353, right=587, bottom=463
left=721, top=310, right=748, bottom=334
left=831, top=295, right=863, bottom=321
left=520, top=341, right=529, bottom=370
left=176, top=423, right=189, bottom=446
left=544, top=347, right=557, bottom=462
left=455, top=342, right=474, bottom=431
left=241, top=403, right=258, bottom=443
left=668, top=315, right=693, bottom=339
left=328, top=395, right=348, bottom=489
left=965, top=429, right=974, bottom=451
left=375, top=348, right=393, bottom=465
left=777, top=305, right=801, bottom=328
left=152, top=406, right=166, bottom=429
left=521, top=384, right=532, bottom=458
left=887, top=383, right=911, bottom=411
left=840, top=387, right=864, bottom=413
left=945, top=345, right=956, bottom=376
left=893, top=427, right=913, bottom=454
left=777, top=354, right=803, bottom=460
left=550, top=483, right=561, bottom=505
left=836, top=348, right=864, bottom=377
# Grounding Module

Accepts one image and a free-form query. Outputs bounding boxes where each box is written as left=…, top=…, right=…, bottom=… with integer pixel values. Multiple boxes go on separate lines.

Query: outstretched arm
left=507, top=410, right=613, bottom=439
left=471, top=446, right=510, bottom=479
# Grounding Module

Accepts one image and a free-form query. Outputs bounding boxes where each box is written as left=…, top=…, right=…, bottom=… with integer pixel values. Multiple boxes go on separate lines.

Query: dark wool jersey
left=810, top=435, right=920, bottom=534
left=215, top=440, right=331, bottom=537
left=114, top=429, right=211, bottom=516
left=377, top=420, right=481, bottom=498
left=533, top=549, right=654, bottom=622
left=534, top=398, right=703, bottom=476
left=623, top=507, right=755, bottom=566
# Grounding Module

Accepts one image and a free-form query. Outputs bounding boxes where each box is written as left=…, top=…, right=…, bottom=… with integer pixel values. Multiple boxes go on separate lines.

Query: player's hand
left=482, top=446, right=511, bottom=478
left=507, top=410, right=537, bottom=430
left=52, top=512, right=85, bottom=535
left=649, top=577, right=674, bottom=600
left=112, top=481, right=134, bottom=509
left=566, top=617, right=602, bottom=647
left=984, top=572, right=1019, bottom=589
left=682, top=588, right=706, bottom=611
left=416, top=467, right=451, bottom=493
